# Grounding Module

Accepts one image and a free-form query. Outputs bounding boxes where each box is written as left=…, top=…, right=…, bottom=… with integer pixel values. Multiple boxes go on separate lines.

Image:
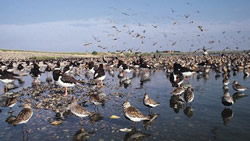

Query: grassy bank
left=0, top=49, right=248, bottom=60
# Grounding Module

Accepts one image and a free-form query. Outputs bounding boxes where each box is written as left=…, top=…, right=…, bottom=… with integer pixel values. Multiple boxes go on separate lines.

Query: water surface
left=0, top=70, right=249, bottom=141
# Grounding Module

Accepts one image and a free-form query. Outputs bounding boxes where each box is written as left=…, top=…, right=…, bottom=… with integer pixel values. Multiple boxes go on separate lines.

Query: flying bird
left=92, top=35, right=101, bottom=43
left=141, top=41, right=144, bottom=45
left=140, top=36, right=145, bottom=39
left=171, top=8, right=175, bottom=13
left=112, top=25, right=121, bottom=33
left=184, top=14, right=190, bottom=18
left=84, top=42, right=92, bottom=46
left=135, top=33, right=141, bottom=38
left=223, top=47, right=230, bottom=51
left=208, top=40, right=215, bottom=44
left=193, top=48, right=200, bottom=53
left=198, top=26, right=204, bottom=32
left=98, top=45, right=107, bottom=49
left=152, top=25, right=158, bottom=28
left=172, top=41, right=176, bottom=46
left=153, top=42, right=157, bottom=46
left=122, top=12, right=129, bottom=16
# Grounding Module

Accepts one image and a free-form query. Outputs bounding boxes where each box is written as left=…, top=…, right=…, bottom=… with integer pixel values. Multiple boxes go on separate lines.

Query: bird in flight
left=152, top=25, right=158, bottom=28
left=198, top=26, right=204, bottom=32
left=84, top=42, right=92, bottom=46
left=171, top=8, right=175, bottom=13
left=184, top=14, right=190, bottom=19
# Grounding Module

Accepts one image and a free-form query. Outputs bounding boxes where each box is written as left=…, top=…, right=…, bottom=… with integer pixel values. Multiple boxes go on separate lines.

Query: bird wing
left=148, top=98, right=159, bottom=105
left=61, top=74, right=78, bottom=84
left=14, top=108, right=32, bottom=124
left=73, top=105, right=90, bottom=115
left=236, top=84, right=246, bottom=89
left=94, top=72, right=99, bottom=78
left=126, top=107, right=146, bottom=118
left=180, top=67, right=193, bottom=72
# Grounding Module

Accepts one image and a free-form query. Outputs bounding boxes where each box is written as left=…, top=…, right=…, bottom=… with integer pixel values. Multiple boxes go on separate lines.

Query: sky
left=0, top=0, right=250, bottom=53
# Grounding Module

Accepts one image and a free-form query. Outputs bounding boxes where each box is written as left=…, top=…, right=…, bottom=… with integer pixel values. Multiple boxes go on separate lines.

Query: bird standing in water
left=13, top=103, right=33, bottom=126
left=70, top=98, right=92, bottom=126
left=94, top=64, right=106, bottom=87
left=123, top=101, right=150, bottom=126
left=143, top=93, right=160, bottom=113
left=53, top=69, right=80, bottom=96
left=184, top=87, right=194, bottom=105
left=232, top=80, right=247, bottom=92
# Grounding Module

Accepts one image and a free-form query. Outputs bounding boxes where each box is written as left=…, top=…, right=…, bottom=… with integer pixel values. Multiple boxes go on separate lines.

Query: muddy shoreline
left=0, top=50, right=102, bottom=60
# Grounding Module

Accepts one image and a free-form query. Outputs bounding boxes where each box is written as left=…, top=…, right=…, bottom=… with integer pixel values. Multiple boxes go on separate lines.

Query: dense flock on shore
left=0, top=51, right=249, bottom=140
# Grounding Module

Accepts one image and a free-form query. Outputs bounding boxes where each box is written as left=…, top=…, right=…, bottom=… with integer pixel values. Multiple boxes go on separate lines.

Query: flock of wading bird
left=0, top=51, right=249, bottom=138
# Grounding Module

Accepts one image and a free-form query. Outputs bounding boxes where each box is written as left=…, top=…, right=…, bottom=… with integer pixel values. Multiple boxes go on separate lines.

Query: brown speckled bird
left=184, top=87, right=194, bottom=104
left=143, top=93, right=160, bottom=113
left=171, top=87, right=185, bottom=95
left=70, top=98, right=92, bottom=125
left=123, top=101, right=150, bottom=123
left=13, top=103, right=33, bottom=125
left=232, top=80, right=247, bottom=92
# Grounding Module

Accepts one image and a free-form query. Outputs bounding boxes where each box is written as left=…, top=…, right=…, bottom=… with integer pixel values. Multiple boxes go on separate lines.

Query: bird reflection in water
left=232, top=92, right=247, bottom=103
left=5, top=114, right=30, bottom=141
left=124, top=127, right=151, bottom=141
left=143, top=114, right=159, bottom=130
left=89, top=112, right=103, bottom=124
left=183, top=106, right=194, bottom=118
left=73, top=128, right=95, bottom=141
left=119, top=77, right=131, bottom=89
left=140, top=71, right=150, bottom=87
left=5, top=114, right=16, bottom=125
left=221, top=108, right=233, bottom=125
left=169, top=95, right=184, bottom=113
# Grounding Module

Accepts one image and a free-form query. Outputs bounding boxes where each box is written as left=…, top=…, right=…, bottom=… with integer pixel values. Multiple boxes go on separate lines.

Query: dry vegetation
left=0, top=49, right=248, bottom=60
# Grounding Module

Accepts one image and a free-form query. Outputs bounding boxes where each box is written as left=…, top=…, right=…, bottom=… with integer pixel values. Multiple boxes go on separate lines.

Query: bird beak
left=84, top=64, right=88, bottom=68
left=192, top=66, right=196, bottom=70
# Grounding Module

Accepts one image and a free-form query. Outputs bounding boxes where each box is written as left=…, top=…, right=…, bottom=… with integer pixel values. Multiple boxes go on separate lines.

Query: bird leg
left=132, top=122, right=136, bottom=129
left=123, top=71, right=127, bottom=77
left=26, top=128, right=29, bottom=141
left=25, top=123, right=30, bottom=133
left=80, top=118, right=83, bottom=127
left=64, top=87, right=68, bottom=96
left=149, top=108, right=153, bottom=115
left=22, top=125, right=25, bottom=141
left=25, top=123, right=31, bottom=140
left=184, top=76, right=187, bottom=82
left=100, top=80, right=105, bottom=87
left=94, top=105, right=97, bottom=111
left=36, top=80, right=39, bottom=88
left=8, top=107, right=14, bottom=114
left=97, top=105, right=100, bottom=112
left=5, top=84, right=8, bottom=93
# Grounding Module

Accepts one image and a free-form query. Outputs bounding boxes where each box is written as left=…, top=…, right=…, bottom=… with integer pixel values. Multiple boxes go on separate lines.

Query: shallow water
left=0, top=69, right=249, bottom=141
